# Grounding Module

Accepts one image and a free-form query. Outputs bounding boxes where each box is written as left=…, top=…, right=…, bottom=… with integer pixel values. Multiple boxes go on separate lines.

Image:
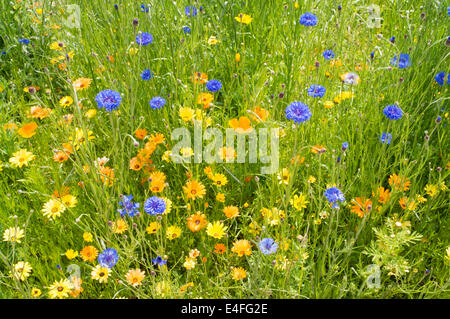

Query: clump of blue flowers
left=185, top=6, right=200, bottom=17
left=380, top=132, right=392, bottom=145
left=285, top=101, right=312, bottom=124
left=206, top=80, right=222, bottom=92
left=435, top=72, right=449, bottom=86
left=95, top=89, right=122, bottom=111
left=149, top=96, right=166, bottom=109
left=98, top=248, right=119, bottom=268
left=307, top=84, right=326, bottom=98
left=18, top=39, right=30, bottom=45
left=144, top=196, right=166, bottom=215
left=136, top=32, right=153, bottom=45
left=152, top=256, right=167, bottom=267
left=259, top=238, right=278, bottom=255
left=299, top=12, right=317, bottom=26
left=323, top=50, right=335, bottom=60
left=383, top=104, right=403, bottom=120
left=324, top=187, right=345, bottom=208
left=118, top=195, right=140, bottom=217
left=141, top=69, right=153, bottom=80
left=390, top=53, right=411, bottom=69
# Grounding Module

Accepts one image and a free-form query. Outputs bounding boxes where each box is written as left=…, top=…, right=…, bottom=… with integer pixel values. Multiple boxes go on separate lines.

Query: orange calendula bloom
left=149, top=133, right=165, bottom=145
left=149, top=171, right=166, bottom=193
left=373, top=186, right=390, bottom=204
left=229, top=116, right=253, bottom=134
left=129, top=157, right=143, bottom=171
left=99, top=166, right=114, bottom=187
left=135, top=128, right=147, bottom=140
left=187, top=212, right=207, bottom=232
left=28, top=106, right=51, bottom=119
left=80, top=245, right=98, bottom=262
left=197, top=93, right=214, bottom=108
left=350, top=197, right=372, bottom=218
left=231, top=240, right=252, bottom=257
left=192, top=72, right=208, bottom=84
left=18, top=122, right=38, bottom=138
left=388, top=173, right=411, bottom=191
left=72, top=78, right=92, bottom=91
left=183, top=180, right=206, bottom=200
left=53, top=151, right=69, bottom=163
left=231, top=267, right=247, bottom=280
left=251, top=106, right=270, bottom=123
left=214, top=243, right=227, bottom=254
left=223, top=206, right=240, bottom=219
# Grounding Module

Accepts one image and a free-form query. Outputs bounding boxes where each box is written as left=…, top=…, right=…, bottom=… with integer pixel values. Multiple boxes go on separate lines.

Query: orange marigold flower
left=187, top=212, right=207, bottom=232
left=231, top=239, right=252, bottom=257
left=183, top=180, right=206, bottom=200
left=388, top=173, right=411, bottom=191
left=80, top=245, right=98, bottom=262
left=18, top=122, right=38, bottom=138
left=373, top=186, right=390, bottom=204
left=99, top=166, right=114, bottom=186
left=191, top=72, right=208, bottom=84
left=53, top=151, right=69, bottom=163
left=223, top=206, right=240, bottom=219
left=197, top=93, right=214, bottom=108
left=350, top=197, right=372, bottom=218
left=214, top=243, right=227, bottom=254
left=72, top=78, right=92, bottom=91
left=149, top=133, right=165, bottom=145
left=135, top=128, right=147, bottom=140
left=150, top=179, right=165, bottom=193
left=229, top=116, right=253, bottom=134
left=27, top=106, right=51, bottom=119
left=251, top=106, right=270, bottom=123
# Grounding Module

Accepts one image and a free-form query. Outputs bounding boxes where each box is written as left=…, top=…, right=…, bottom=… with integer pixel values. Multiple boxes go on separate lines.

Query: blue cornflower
left=118, top=195, right=140, bottom=217
left=206, top=79, right=222, bottom=92
left=95, top=89, right=122, bottom=111
left=389, top=36, right=395, bottom=43
left=285, top=101, right=312, bottom=124
left=144, top=196, right=166, bottom=215
left=390, top=53, right=411, bottom=69
left=141, top=4, right=149, bottom=12
left=182, top=26, right=191, bottom=34
left=434, top=72, right=449, bottom=86
left=383, top=104, right=403, bottom=120
left=136, top=32, right=153, bottom=45
left=299, top=13, right=317, bottom=26
left=259, top=238, right=278, bottom=255
left=370, top=52, right=375, bottom=59
left=448, top=6, right=450, bottom=16
left=324, top=187, right=345, bottom=208
left=307, top=84, right=326, bottom=98
left=98, top=248, right=119, bottom=268
left=149, top=96, right=166, bottom=109
left=380, top=132, right=392, bottom=145
left=152, top=256, right=167, bottom=267
left=185, top=6, right=198, bottom=17
left=141, top=69, right=153, bottom=80
left=323, top=50, right=335, bottom=60
left=342, top=142, right=349, bottom=151
left=18, top=39, right=30, bottom=45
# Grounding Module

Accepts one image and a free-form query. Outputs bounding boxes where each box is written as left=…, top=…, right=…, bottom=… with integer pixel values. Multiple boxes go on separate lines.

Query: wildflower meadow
left=0, top=0, right=449, bottom=300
